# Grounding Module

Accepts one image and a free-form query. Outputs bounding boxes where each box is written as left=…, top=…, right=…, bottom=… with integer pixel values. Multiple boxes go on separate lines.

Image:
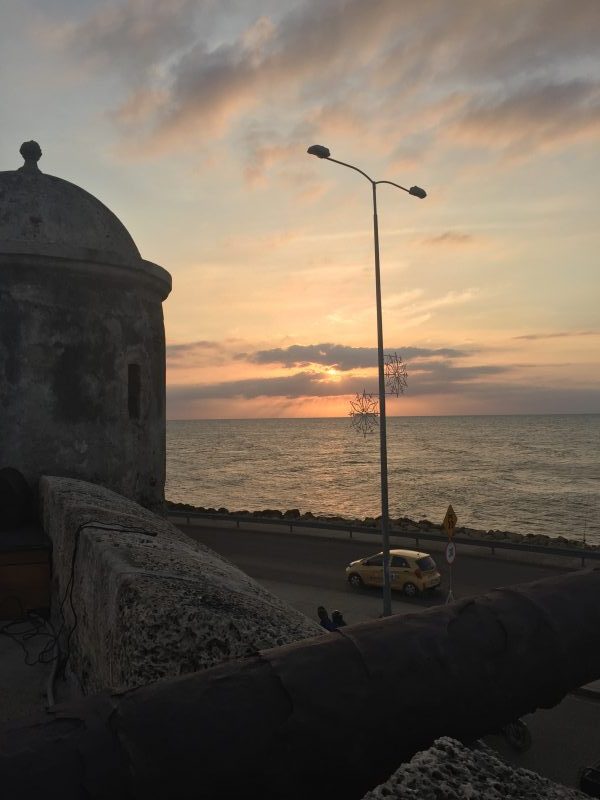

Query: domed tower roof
left=0, top=141, right=141, bottom=267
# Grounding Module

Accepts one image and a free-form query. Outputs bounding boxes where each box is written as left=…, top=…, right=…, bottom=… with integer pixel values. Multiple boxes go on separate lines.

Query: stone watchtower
left=0, top=142, right=171, bottom=511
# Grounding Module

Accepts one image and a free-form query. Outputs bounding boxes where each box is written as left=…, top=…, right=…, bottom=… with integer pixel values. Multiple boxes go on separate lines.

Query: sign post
left=442, top=505, right=457, bottom=604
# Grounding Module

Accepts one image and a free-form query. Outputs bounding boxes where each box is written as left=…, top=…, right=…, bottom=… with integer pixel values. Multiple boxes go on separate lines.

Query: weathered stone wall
left=0, top=146, right=171, bottom=512
left=41, top=476, right=321, bottom=694
left=362, top=737, right=586, bottom=800
left=0, top=255, right=168, bottom=511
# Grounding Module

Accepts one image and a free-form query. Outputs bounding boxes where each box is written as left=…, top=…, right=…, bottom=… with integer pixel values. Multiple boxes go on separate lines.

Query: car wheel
left=348, top=573, right=363, bottom=588
left=403, top=582, right=419, bottom=598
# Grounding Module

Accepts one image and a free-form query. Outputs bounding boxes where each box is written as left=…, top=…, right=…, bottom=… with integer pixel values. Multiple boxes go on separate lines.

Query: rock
left=362, top=736, right=586, bottom=800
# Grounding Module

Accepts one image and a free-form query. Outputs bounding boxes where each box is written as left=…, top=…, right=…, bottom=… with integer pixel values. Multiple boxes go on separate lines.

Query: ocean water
left=166, top=415, right=600, bottom=545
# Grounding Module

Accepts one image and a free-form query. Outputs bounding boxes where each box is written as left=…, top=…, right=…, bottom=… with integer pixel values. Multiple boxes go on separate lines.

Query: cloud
left=237, top=342, right=468, bottom=370
left=383, top=289, right=479, bottom=318
left=54, top=0, right=206, bottom=76
left=48, top=0, right=598, bottom=162
left=166, top=339, right=225, bottom=366
left=420, top=232, right=475, bottom=247
left=317, top=287, right=480, bottom=331
left=514, top=331, right=600, bottom=341
left=168, top=371, right=362, bottom=400
left=239, top=121, right=320, bottom=187
left=409, top=361, right=509, bottom=393
left=167, top=358, right=512, bottom=402
left=449, top=79, right=600, bottom=156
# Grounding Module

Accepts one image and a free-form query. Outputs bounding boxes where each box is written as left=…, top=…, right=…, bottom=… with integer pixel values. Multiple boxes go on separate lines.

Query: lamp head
left=409, top=185, right=427, bottom=199
left=307, top=144, right=331, bottom=159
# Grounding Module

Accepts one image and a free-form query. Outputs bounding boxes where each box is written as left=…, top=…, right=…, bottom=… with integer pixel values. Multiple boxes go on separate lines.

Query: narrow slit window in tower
left=128, top=363, right=141, bottom=419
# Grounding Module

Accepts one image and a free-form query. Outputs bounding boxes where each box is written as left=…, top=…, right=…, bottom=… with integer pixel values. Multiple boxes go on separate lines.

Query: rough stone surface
left=0, top=144, right=171, bottom=510
left=41, top=476, right=321, bottom=694
left=0, top=150, right=140, bottom=266
left=362, top=737, right=586, bottom=800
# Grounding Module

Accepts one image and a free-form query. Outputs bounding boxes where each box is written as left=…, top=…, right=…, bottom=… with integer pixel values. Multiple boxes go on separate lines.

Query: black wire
left=1, top=520, right=157, bottom=671
left=57, top=520, right=157, bottom=671
left=0, top=600, right=58, bottom=667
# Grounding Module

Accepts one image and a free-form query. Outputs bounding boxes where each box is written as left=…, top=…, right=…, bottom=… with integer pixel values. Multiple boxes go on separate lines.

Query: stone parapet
left=40, top=476, right=320, bottom=694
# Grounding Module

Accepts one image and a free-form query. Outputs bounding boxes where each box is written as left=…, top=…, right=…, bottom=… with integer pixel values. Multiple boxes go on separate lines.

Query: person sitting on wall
left=317, top=606, right=335, bottom=631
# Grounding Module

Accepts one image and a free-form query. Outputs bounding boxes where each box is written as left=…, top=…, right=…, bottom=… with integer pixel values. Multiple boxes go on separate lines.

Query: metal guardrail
left=167, top=509, right=600, bottom=566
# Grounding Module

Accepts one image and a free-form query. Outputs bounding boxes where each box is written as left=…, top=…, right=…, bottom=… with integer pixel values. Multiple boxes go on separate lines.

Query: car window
left=417, top=556, right=436, bottom=571
left=391, top=556, right=408, bottom=567
left=365, top=555, right=384, bottom=566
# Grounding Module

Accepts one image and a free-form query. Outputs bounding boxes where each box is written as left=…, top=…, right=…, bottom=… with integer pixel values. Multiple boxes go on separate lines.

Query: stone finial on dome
left=19, top=140, right=42, bottom=172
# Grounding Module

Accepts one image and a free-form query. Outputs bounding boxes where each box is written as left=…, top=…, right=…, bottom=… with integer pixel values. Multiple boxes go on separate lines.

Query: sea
left=166, top=415, right=600, bottom=546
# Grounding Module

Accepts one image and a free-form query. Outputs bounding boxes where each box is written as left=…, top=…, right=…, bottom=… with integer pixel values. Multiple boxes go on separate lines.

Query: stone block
left=40, top=476, right=321, bottom=694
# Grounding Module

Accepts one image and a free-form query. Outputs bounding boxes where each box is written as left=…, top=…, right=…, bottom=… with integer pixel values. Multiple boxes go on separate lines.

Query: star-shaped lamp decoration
left=349, top=389, right=379, bottom=437
left=384, top=352, right=408, bottom=397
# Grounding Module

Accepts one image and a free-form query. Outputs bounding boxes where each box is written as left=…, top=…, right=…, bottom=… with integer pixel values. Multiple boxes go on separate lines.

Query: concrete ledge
left=40, top=476, right=321, bottom=694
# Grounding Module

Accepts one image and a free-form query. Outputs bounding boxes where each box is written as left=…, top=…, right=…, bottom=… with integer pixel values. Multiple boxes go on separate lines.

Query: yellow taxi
left=345, top=549, right=441, bottom=597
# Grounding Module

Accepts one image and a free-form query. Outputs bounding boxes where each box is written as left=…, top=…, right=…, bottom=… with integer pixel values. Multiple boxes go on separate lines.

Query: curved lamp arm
left=307, top=145, right=427, bottom=198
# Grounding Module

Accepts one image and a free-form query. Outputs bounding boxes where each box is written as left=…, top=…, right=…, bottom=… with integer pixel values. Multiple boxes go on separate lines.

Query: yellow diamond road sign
left=442, top=504, right=458, bottom=538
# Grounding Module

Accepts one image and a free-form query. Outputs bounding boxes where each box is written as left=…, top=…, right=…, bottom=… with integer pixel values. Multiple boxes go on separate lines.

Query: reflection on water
left=166, top=415, right=600, bottom=544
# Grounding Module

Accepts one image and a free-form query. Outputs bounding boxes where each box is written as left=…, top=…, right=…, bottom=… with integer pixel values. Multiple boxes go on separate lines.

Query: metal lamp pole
left=307, top=144, right=426, bottom=617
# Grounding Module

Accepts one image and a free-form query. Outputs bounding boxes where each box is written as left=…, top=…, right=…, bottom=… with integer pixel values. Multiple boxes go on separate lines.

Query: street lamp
left=307, top=144, right=426, bottom=617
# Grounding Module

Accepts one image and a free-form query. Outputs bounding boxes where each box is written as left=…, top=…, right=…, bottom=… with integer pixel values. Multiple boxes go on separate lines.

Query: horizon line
left=167, top=411, right=599, bottom=422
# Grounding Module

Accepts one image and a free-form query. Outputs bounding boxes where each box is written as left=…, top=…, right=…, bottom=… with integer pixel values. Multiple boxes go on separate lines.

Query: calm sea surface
left=166, top=415, right=600, bottom=545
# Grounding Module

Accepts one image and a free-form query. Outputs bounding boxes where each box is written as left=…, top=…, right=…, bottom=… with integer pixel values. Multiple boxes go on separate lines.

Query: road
left=181, top=522, right=566, bottom=623
left=180, top=521, right=600, bottom=791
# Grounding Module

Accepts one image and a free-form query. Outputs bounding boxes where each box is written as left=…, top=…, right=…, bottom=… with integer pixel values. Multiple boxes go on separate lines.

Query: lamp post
left=307, top=144, right=426, bottom=617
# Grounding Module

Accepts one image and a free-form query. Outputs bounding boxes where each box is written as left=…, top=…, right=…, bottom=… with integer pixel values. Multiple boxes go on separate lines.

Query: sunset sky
left=2, top=0, right=599, bottom=418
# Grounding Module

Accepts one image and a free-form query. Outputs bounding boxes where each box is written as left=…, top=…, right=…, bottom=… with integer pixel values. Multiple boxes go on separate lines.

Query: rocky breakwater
left=167, top=501, right=598, bottom=555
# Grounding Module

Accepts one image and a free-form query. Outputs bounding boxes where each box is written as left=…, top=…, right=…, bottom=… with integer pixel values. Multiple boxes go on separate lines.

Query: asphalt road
left=180, top=521, right=600, bottom=791
left=182, top=522, right=566, bottom=623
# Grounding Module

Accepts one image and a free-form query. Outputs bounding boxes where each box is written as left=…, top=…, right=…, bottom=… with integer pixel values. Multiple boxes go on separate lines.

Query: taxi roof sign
left=442, top=504, right=458, bottom=538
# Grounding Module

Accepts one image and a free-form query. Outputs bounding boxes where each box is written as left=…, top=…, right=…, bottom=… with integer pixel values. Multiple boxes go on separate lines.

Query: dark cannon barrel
left=2, top=568, right=600, bottom=799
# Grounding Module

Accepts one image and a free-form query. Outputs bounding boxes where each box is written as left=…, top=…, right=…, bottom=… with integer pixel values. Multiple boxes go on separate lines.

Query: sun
left=324, top=366, right=342, bottom=381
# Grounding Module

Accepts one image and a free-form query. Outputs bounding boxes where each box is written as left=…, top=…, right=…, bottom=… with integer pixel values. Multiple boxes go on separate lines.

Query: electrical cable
left=0, top=602, right=57, bottom=667
left=1, top=520, right=157, bottom=680
left=54, top=520, right=158, bottom=673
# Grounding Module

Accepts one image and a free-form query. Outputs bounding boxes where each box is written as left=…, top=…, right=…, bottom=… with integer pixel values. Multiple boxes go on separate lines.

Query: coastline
left=166, top=500, right=598, bottom=554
